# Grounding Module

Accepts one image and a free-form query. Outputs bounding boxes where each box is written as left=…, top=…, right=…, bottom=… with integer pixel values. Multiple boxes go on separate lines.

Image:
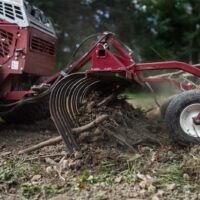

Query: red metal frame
left=1, top=31, right=200, bottom=104
left=63, top=33, right=200, bottom=92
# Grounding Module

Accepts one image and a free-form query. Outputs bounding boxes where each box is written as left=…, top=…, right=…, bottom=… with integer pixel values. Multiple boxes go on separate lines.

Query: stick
left=18, top=136, right=61, bottom=155
left=147, top=71, right=183, bottom=79
left=97, top=94, right=116, bottom=107
left=193, top=64, right=200, bottom=67
left=18, top=114, right=108, bottom=154
left=73, top=114, right=108, bottom=134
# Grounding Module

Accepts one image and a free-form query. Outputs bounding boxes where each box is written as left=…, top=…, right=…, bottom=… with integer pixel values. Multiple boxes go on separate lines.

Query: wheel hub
left=180, top=103, right=200, bottom=138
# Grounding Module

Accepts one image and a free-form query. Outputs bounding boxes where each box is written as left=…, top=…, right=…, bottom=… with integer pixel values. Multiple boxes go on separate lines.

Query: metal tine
left=50, top=74, right=83, bottom=152
left=50, top=79, right=74, bottom=152
left=50, top=73, right=104, bottom=153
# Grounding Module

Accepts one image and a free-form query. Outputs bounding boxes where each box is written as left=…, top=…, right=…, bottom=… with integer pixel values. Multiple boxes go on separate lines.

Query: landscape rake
left=49, top=32, right=200, bottom=153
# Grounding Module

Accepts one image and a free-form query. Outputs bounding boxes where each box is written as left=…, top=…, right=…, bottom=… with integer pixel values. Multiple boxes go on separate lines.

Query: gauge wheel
left=160, top=95, right=177, bottom=118
left=165, top=90, right=200, bottom=144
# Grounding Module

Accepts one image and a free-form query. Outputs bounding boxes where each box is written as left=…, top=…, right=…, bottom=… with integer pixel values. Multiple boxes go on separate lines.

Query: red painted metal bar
left=67, top=33, right=113, bottom=74
left=135, top=61, right=200, bottom=77
left=45, top=35, right=200, bottom=92
left=5, top=91, right=34, bottom=101
left=108, top=36, right=133, bottom=60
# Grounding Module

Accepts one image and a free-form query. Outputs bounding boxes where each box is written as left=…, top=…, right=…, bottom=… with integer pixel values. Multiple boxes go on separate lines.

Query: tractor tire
left=160, top=95, right=177, bottom=118
left=165, top=90, right=200, bottom=145
left=2, top=96, right=50, bottom=124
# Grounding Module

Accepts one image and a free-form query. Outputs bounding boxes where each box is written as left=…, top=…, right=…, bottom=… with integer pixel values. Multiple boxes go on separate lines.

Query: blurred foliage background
left=29, top=0, right=200, bottom=69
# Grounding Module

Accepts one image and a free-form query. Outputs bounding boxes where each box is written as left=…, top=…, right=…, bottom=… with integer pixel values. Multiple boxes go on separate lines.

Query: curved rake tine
left=50, top=73, right=103, bottom=153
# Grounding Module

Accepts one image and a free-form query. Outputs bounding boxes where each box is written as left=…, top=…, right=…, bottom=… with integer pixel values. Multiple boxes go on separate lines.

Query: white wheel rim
left=180, top=103, right=200, bottom=138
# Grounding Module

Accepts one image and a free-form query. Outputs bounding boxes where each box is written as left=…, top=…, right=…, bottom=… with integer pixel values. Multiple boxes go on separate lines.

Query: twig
left=18, top=114, right=108, bottom=154
left=97, top=94, right=116, bottom=107
left=193, top=64, right=200, bottom=67
left=18, top=136, right=61, bottom=155
left=147, top=71, right=183, bottom=79
left=73, top=114, right=108, bottom=134
left=144, top=107, right=154, bottom=113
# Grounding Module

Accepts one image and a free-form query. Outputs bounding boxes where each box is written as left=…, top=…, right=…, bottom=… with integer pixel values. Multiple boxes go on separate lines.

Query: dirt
left=0, top=95, right=168, bottom=169
left=0, top=95, right=200, bottom=199
left=75, top=94, right=170, bottom=149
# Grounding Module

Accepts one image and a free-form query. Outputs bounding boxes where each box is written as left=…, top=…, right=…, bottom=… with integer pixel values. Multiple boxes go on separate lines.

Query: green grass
left=0, top=159, right=59, bottom=198
left=21, top=184, right=64, bottom=199
left=124, top=92, right=159, bottom=100
left=1, top=148, right=200, bottom=199
left=0, top=159, right=46, bottom=183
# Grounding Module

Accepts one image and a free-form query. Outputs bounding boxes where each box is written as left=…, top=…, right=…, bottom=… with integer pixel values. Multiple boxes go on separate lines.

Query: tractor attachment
left=49, top=32, right=200, bottom=153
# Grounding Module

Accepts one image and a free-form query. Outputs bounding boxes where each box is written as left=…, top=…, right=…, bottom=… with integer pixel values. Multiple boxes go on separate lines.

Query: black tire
left=160, top=95, right=177, bottom=118
left=165, top=90, right=200, bottom=145
left=2, top=96, right=50, bottom=124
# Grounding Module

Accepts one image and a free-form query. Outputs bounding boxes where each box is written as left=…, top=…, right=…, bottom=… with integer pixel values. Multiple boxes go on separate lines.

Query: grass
left=0, top=159, right=64, bottom=199
left=152, top=164, right=184, bottom=187
left=1, top=147, right=200, bottom=199
left=74, top=147, right=200, bottom=199
left=21, top=184, right=64, bottom=199
left=124, top=92, right=159, bottom=100
left=0, top=159, right=46, bottom=183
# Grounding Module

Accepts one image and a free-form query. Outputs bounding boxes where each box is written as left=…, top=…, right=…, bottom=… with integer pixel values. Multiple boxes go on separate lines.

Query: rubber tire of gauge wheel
left=2, top=95, right=50, bottom=124
left=165, top=90, right=200, bottom=145
left=160, top=95, right=177, bottom=119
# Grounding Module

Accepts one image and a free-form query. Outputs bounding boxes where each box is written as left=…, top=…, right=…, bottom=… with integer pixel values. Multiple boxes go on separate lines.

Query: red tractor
left=1, top=0, right=200, bottom=153
left=0, top=0, right=56, bottom=123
